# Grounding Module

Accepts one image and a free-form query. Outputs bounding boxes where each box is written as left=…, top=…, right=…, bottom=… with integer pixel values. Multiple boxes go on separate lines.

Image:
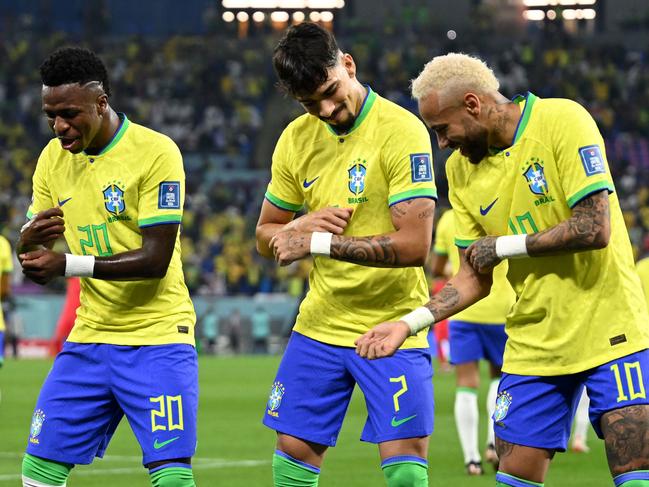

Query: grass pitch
left=0, top=356, right=610, bottom=486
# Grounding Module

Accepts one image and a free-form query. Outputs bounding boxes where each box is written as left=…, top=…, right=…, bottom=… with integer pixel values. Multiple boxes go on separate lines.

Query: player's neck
left=86, top=109, right=121, bottom=155
left=352, top=82, right=368, bottom=117
left=488, top=99, right=522, bottom=151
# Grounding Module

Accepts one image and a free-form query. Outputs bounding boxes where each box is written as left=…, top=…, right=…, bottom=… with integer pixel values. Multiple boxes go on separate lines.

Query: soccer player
left=256, top=23, right=437, bottom=487
left=17, top=47, right=197, bottom=487
left=432, top=208, right=514, bottom=475
left=0, top=233, right=13, bottom=368
left=356, top=53, right=649, bottom=487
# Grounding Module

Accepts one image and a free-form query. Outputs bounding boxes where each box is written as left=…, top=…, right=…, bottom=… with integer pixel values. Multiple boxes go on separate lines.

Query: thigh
left=349, top=347, right=434, bottom=444
left=494, top=373, right=582, bottom=452
left=110, top=344, right=199, bottom=465
left=449, top=321, right=483, bottom=365
left=479, top=324, right=507, bottom=367
left=26, top=343, right=122, bottom=465
left=263, top=332, right=355, bottom=447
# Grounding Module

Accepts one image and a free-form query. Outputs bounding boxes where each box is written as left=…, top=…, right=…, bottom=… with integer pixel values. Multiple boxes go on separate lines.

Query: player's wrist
left=399, top=306, right=435, bottom=336
left=495, top=234, right=528, bottom=259
left=310, top=232, right=333, bottom=257
left=65, top=254, right=95, bottom=277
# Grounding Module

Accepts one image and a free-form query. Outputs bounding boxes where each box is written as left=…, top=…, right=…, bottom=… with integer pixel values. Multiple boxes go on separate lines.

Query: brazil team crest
left=267, top=381, right=285, bottom=413
left=348, top=161, right=367, bottom=195
left=493, top=391, right=512, bottom=423
left=523, top=158, right=549, bottom=196
left=30, top=409, right=46, bottom=440
left=103, top=183, right=126, bottom=215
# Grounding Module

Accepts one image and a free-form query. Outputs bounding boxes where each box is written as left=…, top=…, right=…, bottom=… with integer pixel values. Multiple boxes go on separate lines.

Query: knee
left=382, top=458, right=429, bottom=487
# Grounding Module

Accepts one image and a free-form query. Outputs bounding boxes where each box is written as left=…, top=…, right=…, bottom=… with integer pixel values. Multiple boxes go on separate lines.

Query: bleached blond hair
left=411, top=53, right=499, bottom=102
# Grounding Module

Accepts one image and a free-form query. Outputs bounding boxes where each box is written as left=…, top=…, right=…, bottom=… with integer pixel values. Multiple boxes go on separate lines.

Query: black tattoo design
left=425, top=281, right=461, bottom=318
left=495, top=436, right=515, bottom=460
left=470, top=236, right=498, bottom=271
left=418, top=208, right=435, bottom=220
left=602, top=405, right=649, bottom=475
left=526, top=190, right=610, bottom=255
left=390, top=205, right=407, bottom=218
left=287, top=232, right=308, bottom=250
left=330, top=235, right=398, bottom=266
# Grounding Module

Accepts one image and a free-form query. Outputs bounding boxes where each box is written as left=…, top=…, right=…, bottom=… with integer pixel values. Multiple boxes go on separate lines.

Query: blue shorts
left=493, top=349, right=649, bottom=451
left=0, top=331, right=4, bottom=361
left=449, top=320, right=507, bottom=366
left=263, top=332, right=434, bottom=446
left=26, top=342, right=198, bottom=465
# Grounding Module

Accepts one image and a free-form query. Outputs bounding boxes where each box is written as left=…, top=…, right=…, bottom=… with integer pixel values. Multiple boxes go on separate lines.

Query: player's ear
left=96, top=93, right=109, bottom=116
left=341, top=52, right=356, bottom=78
left=464, top=93, right=480, bottom=116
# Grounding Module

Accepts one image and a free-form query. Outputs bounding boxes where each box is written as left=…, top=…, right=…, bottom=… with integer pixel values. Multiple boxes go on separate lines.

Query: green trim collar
left=511, top=92, right=537, bottom=146
left=83, top=113, right=130, bottom=157
left=326, top=86, right=377, bottom=136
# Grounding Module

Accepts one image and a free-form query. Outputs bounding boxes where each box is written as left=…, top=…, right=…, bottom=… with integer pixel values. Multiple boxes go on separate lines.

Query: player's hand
left=19, top=207, right=65, bottom=247
left=284, top=207, right=353, bottom=235
left=355, top=321, right=411, bottom=359
left=19, top=248, right=66, bottom=285
left=465, top=236, right=500, bottom=274
left=269, top=230, right=310, bottom=266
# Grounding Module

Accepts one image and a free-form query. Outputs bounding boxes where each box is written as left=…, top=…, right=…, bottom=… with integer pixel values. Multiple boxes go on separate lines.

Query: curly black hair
left=273, top=22, right=340, bottom=97
left=40, top=47, right=111, bottom=97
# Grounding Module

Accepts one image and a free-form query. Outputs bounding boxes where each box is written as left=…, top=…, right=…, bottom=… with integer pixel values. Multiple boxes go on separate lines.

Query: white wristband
left=65, top=254, right=95, bottom=277
left=310, top=232, right=333, bottom=257
left=495, top=234, right=529, bottom=259
left=399, top=306, right=435, bottom=336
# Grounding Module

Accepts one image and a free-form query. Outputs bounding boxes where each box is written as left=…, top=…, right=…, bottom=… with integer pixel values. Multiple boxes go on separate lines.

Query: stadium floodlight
left=523, top=9, right=546, bottom=20
left=221, top=0, right=345, bottom=8
left=236, top=11, right=250, bottom=21
left=270, top=10, right=290, bottom=21
left=306, top=0, right=342, bottom=8
left=523, top=0, right=597, bottom=5
left=222, top=11, right=236, bottom=21
left=252, top=11, right=266, bottom=21
left=320, top=11, right=334, bottom=22
left=293, top=11, right=306, bottom=21
left=222, top=0, right=251, bottom=8
left=309, top=10, right=321, bottom=21
left=546, top=9, right=557, bottom=19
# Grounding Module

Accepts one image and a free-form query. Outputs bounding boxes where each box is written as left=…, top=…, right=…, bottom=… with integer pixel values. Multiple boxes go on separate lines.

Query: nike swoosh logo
left=57, top=197, right=72, bottom=207
left=302, top=177, right=319, bottom=188
left=391, top=414, right=417, bottom=427
left=479, top=198, right=498, bottom=216
left=153, top=436, right=180, bottom=449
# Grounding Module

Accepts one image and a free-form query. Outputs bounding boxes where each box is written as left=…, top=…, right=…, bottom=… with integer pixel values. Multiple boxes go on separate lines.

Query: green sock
left=149, top=466, right=195, bottom=487
left=496, top=471, right=544, bottom=486
left=22, top=453, right=73, bottom=486
left=381, top=457, right=428, bottom=487
left=273, top=451, right=320, bottom=487
left=614, top=470, right=649, bottom=486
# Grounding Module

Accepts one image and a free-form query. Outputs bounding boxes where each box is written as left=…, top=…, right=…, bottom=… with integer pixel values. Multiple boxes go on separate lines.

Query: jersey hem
left=293, top=326, right=430, bottom=350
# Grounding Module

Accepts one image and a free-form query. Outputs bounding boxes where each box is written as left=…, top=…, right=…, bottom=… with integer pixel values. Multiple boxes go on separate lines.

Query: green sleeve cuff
left=388, top=188, right=438, bottom=206
left=455, top=238, right=478, bottom=249
left=567, top=181, right=614, bottom=208
left=138, top=214, right=182, bottom=227
left=265, top=191, right=303, bottom=212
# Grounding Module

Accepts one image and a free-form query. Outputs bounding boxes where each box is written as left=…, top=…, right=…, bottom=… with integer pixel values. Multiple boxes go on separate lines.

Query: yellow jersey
left=447, top=93, right=649, bottom=375
left=434, top=209, right=515, bottom=324
left=266, top=88, right=437, bottom=348
left=636, top=256, right=649, bottom=312
left=0, top=235, right=13, bottom=332
left=28, top=114, right=195, bottom=346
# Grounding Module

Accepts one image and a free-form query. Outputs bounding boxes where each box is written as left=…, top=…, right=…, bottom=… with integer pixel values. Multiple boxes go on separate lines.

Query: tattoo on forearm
left=425, top=281, right=460, bottom=319
left=418, top=207, right=434, bottom=220
left=602, top=405, right=649, bottom=475
left=390, top=199, right=414, bottom=220
left=526, top=190, right=610, bottom=255
left=330, top=235, right=398, bottom=266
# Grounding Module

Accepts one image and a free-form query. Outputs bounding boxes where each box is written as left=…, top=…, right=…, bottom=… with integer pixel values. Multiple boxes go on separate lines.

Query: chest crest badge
left=103, top=181, right=126, bottom=215
left=523, top=158, right=549, bottom=196
left=348, top=159, right=367, bottom=195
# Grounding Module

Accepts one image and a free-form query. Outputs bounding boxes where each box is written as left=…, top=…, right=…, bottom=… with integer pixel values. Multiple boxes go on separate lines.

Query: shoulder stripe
left=567, top=181, right=614, bottom=208
left=388, top=188, right=438, bottom=207
left=138, top=215, right=182, bottom=227
left=265, top=192, right=303, bottom=212
left=455, top=238, right=478, bottom=249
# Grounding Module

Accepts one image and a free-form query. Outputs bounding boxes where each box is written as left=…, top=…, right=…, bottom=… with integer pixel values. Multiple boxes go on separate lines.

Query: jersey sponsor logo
left=579, top=145, right=606, bottom=176
left=348, top=161, right=367, bottom=195
left=103, top=183, right=126, bottom=215
left=303, top=177, right=319, bottom=188
left=410, top=153, right=432, bottom=182
left=57, top=197, right=72, bottom=207
left=480, top=198, right=498, bottom=216
left=267, top=381, right=285, bottom=417
left=29, top=409, right=46, bottom=444
left=153, top=436, right=180, bottom=450
left=493, top=391, right=512, bottom=424
left=158, top=181, right=181, bottom=209
left=391, top=414, right=417, bottom=427
left=523, top=159, right=549, bottom=196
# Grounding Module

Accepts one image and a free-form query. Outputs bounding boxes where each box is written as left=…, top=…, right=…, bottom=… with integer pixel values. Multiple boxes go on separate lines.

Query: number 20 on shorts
left=150, top=395, right=185, bottom=432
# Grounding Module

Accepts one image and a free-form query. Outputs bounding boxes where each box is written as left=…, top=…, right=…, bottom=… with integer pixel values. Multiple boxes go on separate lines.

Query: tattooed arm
left=355, top=249, right=493, bottom=358
left=466, top=190, right=610, bottom=273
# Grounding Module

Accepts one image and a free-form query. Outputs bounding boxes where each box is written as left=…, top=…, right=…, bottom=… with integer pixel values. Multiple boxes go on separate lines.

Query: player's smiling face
left=42, top=83, right=108, bottom=154
left=296, top=53, right=361, bottom=132
left=419, top=90, right=489, bottom=164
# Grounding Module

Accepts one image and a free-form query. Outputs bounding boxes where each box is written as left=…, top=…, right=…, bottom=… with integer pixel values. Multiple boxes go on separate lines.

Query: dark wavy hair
left=273, top=22, right=340, bottom=96
left=40, top=47, right=111, bottom=97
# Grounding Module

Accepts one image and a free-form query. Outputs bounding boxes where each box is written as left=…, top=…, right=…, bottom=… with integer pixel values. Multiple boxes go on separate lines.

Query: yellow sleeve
left=446, top=156, right=484, bottom=248
left=26, top=146, right=55, bottom=219
left=265, top=128, right=304, bottom=212
left=137, top=137, right=184, bottom=227
left=433, top=210, right=453, bottom=255
left=0, top=237, right=13, bottom=273
left=552, top=101, right=615, bottom=208
left=384, top=119, right=437, bottom=206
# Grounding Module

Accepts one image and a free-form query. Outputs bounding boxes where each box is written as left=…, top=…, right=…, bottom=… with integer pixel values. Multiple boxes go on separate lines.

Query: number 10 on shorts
left=150, top=395, right=185, bottom=432
left=610, top=362, right=646, bottom=403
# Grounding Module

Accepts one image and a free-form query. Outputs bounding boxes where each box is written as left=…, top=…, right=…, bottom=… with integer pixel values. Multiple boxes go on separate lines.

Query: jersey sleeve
left=265, top=128, right=304, bottom=212
left=0, top=237, right=13, bottom=273
left=552, top=101, right=615, bottom=208
left=383, top=118, right=437, bottom=206
left=433, top=210, right=453, bottom=255
left=446, top=156, right=485, bottom=248
left=137, top=138, right=185, bottom=227
left=26, top=146, right=55, bottom=219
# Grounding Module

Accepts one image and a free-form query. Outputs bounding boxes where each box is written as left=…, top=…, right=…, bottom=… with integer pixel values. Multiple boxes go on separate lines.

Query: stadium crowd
left=1, top=21, right=649, bottom=295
